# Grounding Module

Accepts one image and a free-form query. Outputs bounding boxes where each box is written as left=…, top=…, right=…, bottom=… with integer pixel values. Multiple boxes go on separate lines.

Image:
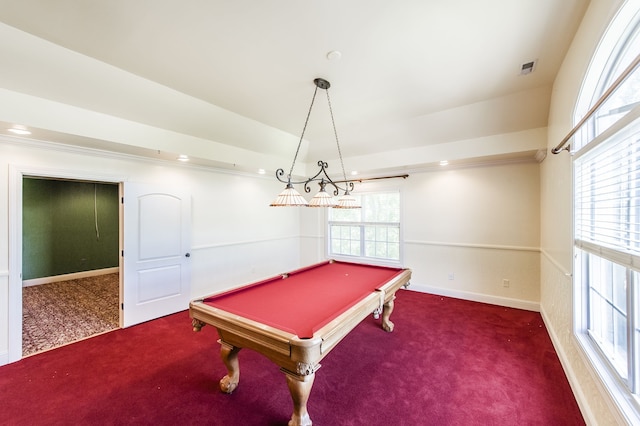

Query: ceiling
left=0, top=0, right=589, bottom=174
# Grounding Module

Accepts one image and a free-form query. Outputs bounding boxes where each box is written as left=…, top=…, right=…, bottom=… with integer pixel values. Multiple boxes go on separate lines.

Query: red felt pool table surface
left=201, top=260, right=406, bottom=338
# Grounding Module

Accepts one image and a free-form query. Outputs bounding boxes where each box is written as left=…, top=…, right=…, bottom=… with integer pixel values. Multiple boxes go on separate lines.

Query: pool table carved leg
left=218, top=340, right=241, bottom=393
left=284, top=372, right=314, bottom=426
left=192, top=318, right=206, bottom=332
left=381, top=295, right=396, bottom=332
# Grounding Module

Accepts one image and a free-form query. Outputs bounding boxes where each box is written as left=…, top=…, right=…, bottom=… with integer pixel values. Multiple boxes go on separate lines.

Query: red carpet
left=0, top=290, right=584, bottom=425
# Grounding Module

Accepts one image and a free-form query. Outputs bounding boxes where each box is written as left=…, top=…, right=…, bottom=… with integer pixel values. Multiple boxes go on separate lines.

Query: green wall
left=22, top=178, right=119, bottom=280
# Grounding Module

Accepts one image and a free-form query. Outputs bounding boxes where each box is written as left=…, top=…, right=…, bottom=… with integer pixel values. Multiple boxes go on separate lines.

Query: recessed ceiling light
left=178, top=154, right=189, bottom=162
left=8, top=127, right=31, bottom=135
left=258, top=169, right=266, bottom=175
left=350, top=170, right=358, bottom=176
left=439, top=160, right=449, bottom=166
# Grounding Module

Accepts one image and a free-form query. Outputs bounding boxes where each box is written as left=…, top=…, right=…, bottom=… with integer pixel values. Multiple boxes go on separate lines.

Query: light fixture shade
left=308, top=189, right=337, bottom=207
left=334, top=192, right=361, bottom=209
left=270, top=186, right=308, bottom=206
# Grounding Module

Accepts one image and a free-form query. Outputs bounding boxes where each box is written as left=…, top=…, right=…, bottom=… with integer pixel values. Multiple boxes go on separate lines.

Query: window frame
left=326, top=188, right=403, bottom=267
left=572, top=1, right=640, bottom=422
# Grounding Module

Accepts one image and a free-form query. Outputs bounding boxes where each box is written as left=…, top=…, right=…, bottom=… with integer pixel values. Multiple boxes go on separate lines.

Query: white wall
left=0, top=131, right=545, bottom=365
left=298, top=160, right=542, bottom=313
left=542, top=0, right=626, bottom=424
left=0, top=137, right=305, bottom=363
left=402, top=162, right=541, bottom=310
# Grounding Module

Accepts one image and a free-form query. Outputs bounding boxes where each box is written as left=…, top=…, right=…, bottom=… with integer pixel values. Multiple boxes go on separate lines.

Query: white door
left=123, top=184, right=191, bottom=327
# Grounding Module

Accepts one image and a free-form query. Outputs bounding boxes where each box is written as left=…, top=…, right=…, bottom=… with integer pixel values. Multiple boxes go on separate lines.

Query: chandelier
left=270, top=78, right=360, bottom=208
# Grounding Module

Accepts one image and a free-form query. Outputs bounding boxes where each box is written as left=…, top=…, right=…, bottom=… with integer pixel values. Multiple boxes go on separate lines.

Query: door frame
left=8, top=165, right=125, bottom=363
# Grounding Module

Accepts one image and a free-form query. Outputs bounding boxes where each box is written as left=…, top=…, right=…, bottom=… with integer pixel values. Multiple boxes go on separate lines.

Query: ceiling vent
left=519, top=60, right=537, bottom=75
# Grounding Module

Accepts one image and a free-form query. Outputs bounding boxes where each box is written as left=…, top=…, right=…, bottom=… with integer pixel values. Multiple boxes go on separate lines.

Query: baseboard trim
left=409, top=283, right=540, bottom=312
left=539, top=307, right=598, bottom=425
left=22, top=267, right=119, bottom=287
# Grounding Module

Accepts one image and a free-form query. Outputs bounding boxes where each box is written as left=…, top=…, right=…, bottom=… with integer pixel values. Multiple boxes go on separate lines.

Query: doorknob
left=185, top=253, right=191, bottom=257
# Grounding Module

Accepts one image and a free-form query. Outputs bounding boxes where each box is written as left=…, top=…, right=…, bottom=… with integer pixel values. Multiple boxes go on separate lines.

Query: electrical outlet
left=503, top=279, right=510, bottom=288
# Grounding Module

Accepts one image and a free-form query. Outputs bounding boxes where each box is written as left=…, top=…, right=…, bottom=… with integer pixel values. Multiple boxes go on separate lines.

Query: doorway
left=7, top=165, right=192, bottom=365
left=20, top=177, right=121, bottom=356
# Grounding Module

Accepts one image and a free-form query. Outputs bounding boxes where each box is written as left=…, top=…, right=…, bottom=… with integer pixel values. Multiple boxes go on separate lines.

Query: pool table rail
left=316, top=267, right=411, bottom=353
left=190, top=301, right=323, bottom=374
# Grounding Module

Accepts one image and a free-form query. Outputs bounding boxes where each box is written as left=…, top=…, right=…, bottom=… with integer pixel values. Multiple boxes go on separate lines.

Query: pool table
left=189, top=259, right=411, bottom=426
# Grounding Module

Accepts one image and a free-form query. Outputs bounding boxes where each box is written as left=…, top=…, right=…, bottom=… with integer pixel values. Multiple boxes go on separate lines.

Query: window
left=574, top=128, right=640, bottom=381
left=574, top=17, right=640, bottom=152
left=573, top=1, right=640, bottom=420
left=328, top=191, right=401, bottom=264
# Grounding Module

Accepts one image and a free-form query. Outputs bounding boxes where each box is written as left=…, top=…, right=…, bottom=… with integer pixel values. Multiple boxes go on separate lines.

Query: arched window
left=574, top=2, right=640, bottom=150
left=573, top=1, right=640, bottom=421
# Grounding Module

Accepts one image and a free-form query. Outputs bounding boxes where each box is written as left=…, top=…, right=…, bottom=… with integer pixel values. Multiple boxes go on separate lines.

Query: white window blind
left=574, top=118, right=640, bottom=270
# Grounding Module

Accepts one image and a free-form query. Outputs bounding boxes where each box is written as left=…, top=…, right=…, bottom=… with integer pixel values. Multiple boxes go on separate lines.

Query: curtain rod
left=333, top=174, right=409, bottom=184
left=552, top=52, right=640, bottom=154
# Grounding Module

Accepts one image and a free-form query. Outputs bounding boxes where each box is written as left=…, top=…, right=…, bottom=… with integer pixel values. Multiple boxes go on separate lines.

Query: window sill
left=329, top=254, right=403, bottom=269
left=574, top=332, right=640, bottom=425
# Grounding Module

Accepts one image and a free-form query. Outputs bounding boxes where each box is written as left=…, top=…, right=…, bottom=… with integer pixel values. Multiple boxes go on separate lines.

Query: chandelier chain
left=271, top=78, right=361, bottom=208
left=288, top=84, right=320, bottom=180
left=325, top=89, right=348, bottom=184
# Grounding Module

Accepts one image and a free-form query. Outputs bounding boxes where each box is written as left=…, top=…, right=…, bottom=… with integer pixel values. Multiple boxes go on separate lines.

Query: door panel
left=138, top=265, right=181, bottom=302
left=138, top=194, right=182, bottom=259
left=123, top=184, right=191, bottom=327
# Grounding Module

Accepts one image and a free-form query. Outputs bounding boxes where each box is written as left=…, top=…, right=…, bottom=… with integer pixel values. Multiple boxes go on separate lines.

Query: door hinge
left=121, top=197, right=124, bottom=204
left=121, top=250, right=124, bottom=257
left=121, top=303, right=124, bottom=310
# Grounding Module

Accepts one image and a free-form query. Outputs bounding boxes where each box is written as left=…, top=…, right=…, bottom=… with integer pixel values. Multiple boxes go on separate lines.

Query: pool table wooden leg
left=285, top=372, right=314, bottom=426
left=381, top=295, right=396, bottom=332
left=218, top=340, right=241, bottom=393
